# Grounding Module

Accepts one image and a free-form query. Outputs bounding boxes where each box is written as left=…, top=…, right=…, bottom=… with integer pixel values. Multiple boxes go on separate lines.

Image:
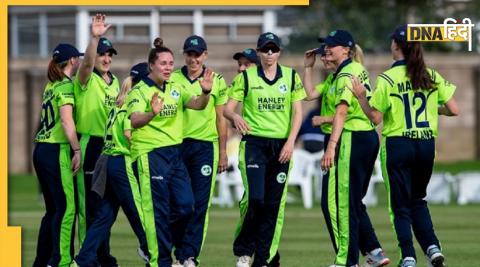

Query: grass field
left=8, top=174, right=480, bottom=267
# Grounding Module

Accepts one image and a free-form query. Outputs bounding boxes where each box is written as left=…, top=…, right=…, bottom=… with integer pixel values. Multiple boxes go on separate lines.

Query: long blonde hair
left=351, top=44, right=364, bottom=64
left=116, top=77, right=133, bottom=107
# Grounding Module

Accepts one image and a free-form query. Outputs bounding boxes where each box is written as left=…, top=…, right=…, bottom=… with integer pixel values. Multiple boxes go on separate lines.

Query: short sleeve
left=126, top=88, right=147, bottom=117
left=56, top=81, right=75, bottom=106
left=228, top=72, right=246, bottom=102
left=434, top=71, right=456, bottom=105
left=335, top=75, right=353, bottom=106
left=315, top=82, right=326, bottom=94
left=215, top=74, right=228, bottom=106
left=370, top=75, right=392, bottom=113
left=291, top=71, right=306, bottom=102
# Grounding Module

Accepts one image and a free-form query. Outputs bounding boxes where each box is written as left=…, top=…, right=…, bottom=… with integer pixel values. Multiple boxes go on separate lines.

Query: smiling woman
left=126, top=36, right=214, bottom=267
left=167, top=34, right=229, bottom=267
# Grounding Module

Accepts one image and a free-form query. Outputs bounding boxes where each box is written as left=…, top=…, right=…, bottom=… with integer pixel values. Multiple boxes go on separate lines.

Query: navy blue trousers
left=233, top=135, right=289, bottom=267
left=173, top=139, right=216, bottom=263
left=32, top=143, right=75, bottom=267
left=382, top=137, right=439, bottom=260
left=321, top=130, right=382, bottom=266
left=136, top=146, right=194, bottom=267
left=78, top=135, right=116, bottom=266
left=75, top=155, right=148, bottom=267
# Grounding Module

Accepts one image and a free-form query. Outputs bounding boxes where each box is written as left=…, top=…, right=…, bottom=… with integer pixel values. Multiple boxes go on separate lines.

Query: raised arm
left=78, top=14, right=111, bottom=86
left=303, top=49, right=321, bottom=101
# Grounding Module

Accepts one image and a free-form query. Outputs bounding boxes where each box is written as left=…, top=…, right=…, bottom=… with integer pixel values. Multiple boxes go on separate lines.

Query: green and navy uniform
left=315, top=73, right=335, bottom=135
left=169, top=66, right=228, bottom=263
left=33, top=77, right=76, bottom=267
left=74, top=103, right=149, bottom=266
left=230, top=64, right=306, bottom=267
left=322, top=58, right=383, bottom=266
left=73, top=68, right=119, bottom=266
left=126, top=76, right=195, bottom=267
left=371, top=60, right=455, bottom=261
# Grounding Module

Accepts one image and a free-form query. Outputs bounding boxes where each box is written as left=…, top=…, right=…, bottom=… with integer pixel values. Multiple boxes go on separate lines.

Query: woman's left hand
left=199, top=68, right=214, bottom=94
left=218, top=152, right=228, bottom=173
left=279, top=140, right=294, bottom=164
left=349, top=76, right=367, bottom=100
left=321, top=145, right=336, bottom=171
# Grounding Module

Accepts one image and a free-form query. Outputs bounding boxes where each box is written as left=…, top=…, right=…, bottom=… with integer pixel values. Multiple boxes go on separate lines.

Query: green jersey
left=170, top=66, right=228, bottom=142
left=370, top=61, right=456, bottom=139
left=126, top=77, right=194, bottom=160
left=333, top=59, right=374, bottom=131
left=229, top=64, right=306, bottom=139
left=74, top=69, right=120, bottom=137
left=315, top=73, right=335, bottom=134
left=35, top=77, right=75, bottom=143
left=103, top=104, right=131, bottom=156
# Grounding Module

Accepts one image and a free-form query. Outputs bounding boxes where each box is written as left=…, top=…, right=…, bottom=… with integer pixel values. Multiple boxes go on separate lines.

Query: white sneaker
left=172, top=260, right=183, bottom=267
left=236, top=255, right=252, bottom=267
left=364, top=248, right=390, bottom=267
left=400, top=257, right=416, bottom=267
left=183, top=257, right=196, bottom=267
left=426, top=245, right=445, bottom=267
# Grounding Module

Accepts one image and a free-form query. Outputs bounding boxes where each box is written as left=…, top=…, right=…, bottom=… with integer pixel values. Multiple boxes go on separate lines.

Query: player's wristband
left=202, top=89, right=211, bottom=95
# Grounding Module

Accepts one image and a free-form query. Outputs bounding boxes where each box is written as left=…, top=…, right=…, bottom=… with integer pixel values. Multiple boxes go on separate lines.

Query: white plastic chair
left=288, top=149, right=315, bottom=209
left=456, top=172, right=480, bottom=205
left=211, top=155, right=244, bottom=208
left=425, top=173, right=454, bottom=204
left=310, top=151, right=324, bottom=202
left=363, top=158, right=383, bottom=206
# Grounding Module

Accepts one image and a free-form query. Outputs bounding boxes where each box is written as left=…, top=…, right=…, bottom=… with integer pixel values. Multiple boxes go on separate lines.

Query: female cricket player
left=320, top=30, right=389, bottom=267
left=224, top=32, right=305, bottom=267
left=73, top=13, right=119, bottom=266
left=72, top=62, right=150, bottom=267
left=32, top=43, right=82, bottom=267
left=169, top=35, right=228, bottom=267
left=349, top=25, right=458, bottom=267
left=126, top=37, right=213, bottom=267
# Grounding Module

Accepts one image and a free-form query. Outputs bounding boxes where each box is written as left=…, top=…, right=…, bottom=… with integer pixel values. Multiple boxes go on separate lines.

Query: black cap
left=257, top=32, right=281, bottom=49
left=183, top=35, right=207, bottom=54
left=233, top=48, right=258, bottom=63
left=313, top=45, right=326, bottom=56
left=391, top=25, right=408, bottom=43
left=52, top=43, right=84, bottom=63
left=323, top=30, right=355, bottom=48
left=97, top=37, right=117, bottom=55
left=130, top=62, right=149, bottom=83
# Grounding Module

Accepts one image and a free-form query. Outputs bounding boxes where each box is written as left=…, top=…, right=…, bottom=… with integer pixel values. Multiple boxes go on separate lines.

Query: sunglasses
left=259, top=46, right=280, bottom=53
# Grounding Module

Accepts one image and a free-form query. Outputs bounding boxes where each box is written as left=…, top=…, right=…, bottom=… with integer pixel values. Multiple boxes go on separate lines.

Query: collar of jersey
left=142, top=76, right=167, bottom=92
left=391, top=59, right=406, bottom=68
left=257, top=64, right=282, bottom=85
left=181, top=65, right=206, bottom=84
left=332, top=58, right=352, bottom=80
left=93, top=68, right=114, bottom=86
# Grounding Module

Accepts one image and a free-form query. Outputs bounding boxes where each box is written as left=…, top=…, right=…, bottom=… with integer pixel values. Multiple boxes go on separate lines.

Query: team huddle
left=32, top=13, right=458, bottom=267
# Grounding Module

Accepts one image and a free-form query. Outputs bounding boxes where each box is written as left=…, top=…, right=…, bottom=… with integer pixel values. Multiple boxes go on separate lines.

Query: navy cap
left=52, top=43, right=84, bottom=63
left=391, top=25, right=408, bottom=43
left=313, top=45, right=326, bottom=56
left=97, top=37, right=117, bottom=55
left=130, top=62, right=149, bottom=82
left=257, top=32, right=281, bottom=49
left=183, top=35, right=207, bottom=54
left=233, top=48, right=258, bottom=63
left=324, top=30, right=355, bottom=48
